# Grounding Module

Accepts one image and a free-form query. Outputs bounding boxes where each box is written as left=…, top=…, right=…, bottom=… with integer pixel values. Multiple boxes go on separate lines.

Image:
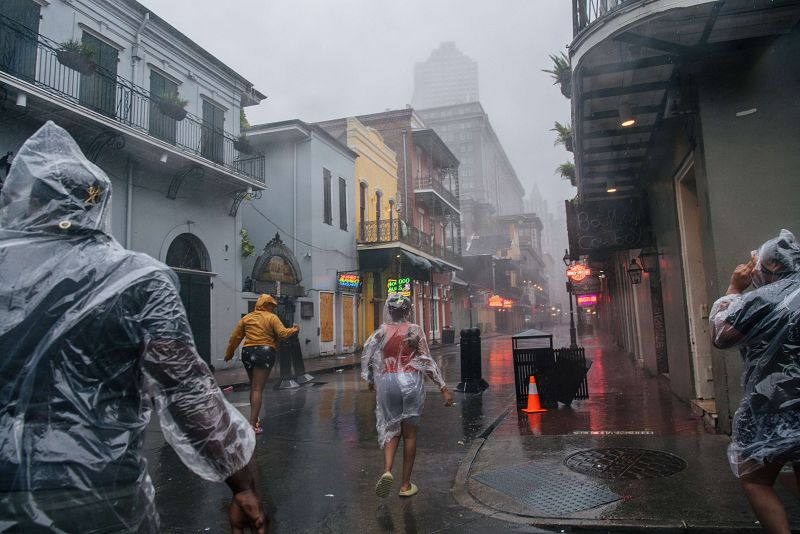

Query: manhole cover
left=565, top=448, right=687, bottom=480
left=472, top=463, right=620, bottom=516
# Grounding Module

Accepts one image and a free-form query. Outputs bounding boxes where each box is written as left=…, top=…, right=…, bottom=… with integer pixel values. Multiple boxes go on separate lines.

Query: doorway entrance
left=675, top=154, right=714, bottom=399
left=319, top=291, right=335, bottom=355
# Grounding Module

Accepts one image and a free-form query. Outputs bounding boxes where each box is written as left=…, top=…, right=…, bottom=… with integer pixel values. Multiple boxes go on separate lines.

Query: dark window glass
left=201, top=100, right=225, bottom=164
left=166, top=233, right=210, bottom=271
left=339, top=177, right=347, bottom=230
left=323, top=168, right=332, bottom=225
left=0, top=0, right=40, bottom=82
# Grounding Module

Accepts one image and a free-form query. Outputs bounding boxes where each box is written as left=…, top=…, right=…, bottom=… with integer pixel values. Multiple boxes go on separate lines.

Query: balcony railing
left=0, top=15, right=264, bottom=183
left=573, top=0, right=637, bottom=35
left=358, top=219, right=462, bottom=266
left=415, top=173, right=460, bottom=211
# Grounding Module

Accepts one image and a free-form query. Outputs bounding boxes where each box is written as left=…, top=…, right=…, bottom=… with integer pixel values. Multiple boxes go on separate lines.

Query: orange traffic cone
left=521, top=375, right=547, bottom=413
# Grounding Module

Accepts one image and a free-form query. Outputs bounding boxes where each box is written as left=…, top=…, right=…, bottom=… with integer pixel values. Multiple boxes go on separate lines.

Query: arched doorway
left=166, top=233, right=212, bottom=365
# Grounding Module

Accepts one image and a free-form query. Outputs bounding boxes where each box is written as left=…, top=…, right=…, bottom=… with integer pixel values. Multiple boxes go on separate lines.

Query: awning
left=401, top=249, right=432, bottom=271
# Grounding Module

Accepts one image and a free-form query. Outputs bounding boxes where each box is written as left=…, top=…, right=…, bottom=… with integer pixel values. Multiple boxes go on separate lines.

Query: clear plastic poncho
left=709, top=229, right=800, bottom=477
left=0, top=122, right=255, bottom=532
left=361, top=296, right=446, bottom=448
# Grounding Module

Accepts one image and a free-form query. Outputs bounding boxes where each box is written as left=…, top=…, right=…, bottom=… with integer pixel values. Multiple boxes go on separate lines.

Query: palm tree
left=556, top=161, right=576, bottom=187
left=551, top=121, right=573, bottom=152
left=542, top=52, right=571, bottom=98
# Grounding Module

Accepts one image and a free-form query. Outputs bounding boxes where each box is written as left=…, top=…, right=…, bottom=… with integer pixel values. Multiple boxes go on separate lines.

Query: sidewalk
left=453, top=328, right=800, bottom=532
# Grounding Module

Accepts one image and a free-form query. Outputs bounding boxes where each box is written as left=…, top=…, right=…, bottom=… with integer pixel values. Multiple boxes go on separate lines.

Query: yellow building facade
left=345, top=118, right=399, bottom=345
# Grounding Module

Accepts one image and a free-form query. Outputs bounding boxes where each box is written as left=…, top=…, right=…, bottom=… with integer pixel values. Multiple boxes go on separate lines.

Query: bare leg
left=383, top=436, right=400, bottom=474
left=740, top=461, right=790, bottom=534
left=248, top=367, right=271, bottom=428
left=399, top=422, right=418, bottom=492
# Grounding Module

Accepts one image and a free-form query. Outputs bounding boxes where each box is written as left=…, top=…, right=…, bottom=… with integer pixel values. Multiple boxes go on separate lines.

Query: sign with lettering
left=577, top=294, right=598, bottom=307
left=573, top=275, right=601, bottom=295
left=502, top=299, right=513, bottom=309
left=488, top=295, right=504, bottom=308
left=566, top=198, right=649, bottom=255
left=387, top=277, right=412, bottom=297
left=566, top=263, right=591, bottom=282
left=337, top=273, right=361, bottom=292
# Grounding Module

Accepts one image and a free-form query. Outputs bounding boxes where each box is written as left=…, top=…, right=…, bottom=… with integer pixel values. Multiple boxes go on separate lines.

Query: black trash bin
left=455, top=328, right=488, bottom=393
left=441, top=327, right=455, bottom=344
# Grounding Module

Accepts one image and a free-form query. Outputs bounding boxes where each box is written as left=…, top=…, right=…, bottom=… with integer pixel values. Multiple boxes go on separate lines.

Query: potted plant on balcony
left=551, top=121, right=574, bottom=152
left=542, top=52, right=571, bottom=99
left=233, top=134, right=255, bottom=155
left=556, top=161, right=576, bottom=187
left=56, top=40, right=96, bottom=75
left=157, top=92, right=189, bottom=121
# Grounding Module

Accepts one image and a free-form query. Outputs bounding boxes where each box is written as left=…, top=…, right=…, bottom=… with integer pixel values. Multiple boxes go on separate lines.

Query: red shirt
left=381, top=324, right=420, bottom=373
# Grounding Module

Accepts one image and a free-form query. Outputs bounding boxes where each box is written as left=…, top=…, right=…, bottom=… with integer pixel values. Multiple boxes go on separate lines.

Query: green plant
left=240, top=228, right=254, bottom=257
left=542, top=52, right=571, bottom=98
left=551, top=121, right=573, bottom=151
left=59, top=40, right=95, bottom=59
left=240, top=108, right=251, bottom=130
left=158, top=92, right=188, bottom=108
left=556, top=161, right=576, bottom=183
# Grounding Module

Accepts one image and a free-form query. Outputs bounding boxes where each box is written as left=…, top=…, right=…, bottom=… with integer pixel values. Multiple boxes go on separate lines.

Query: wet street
left=142, top=327, right=799, bottom=533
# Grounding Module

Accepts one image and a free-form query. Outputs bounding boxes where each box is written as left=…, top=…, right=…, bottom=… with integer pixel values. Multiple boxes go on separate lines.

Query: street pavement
left=143, top=326, right=800, bottom=533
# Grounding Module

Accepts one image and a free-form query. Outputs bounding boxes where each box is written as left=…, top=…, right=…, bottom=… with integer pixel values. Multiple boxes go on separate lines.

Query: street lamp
left=563, top=249, right=578, bottom=349
left=627, top=258, right=643, bottom=285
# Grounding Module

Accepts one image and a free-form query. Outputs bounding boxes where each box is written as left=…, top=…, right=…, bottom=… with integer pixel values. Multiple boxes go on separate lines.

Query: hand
left=368, top=382, right=375, bottom=392
left=441, top=387, right=454, bottom=407
left=727, top=257, right=756, bottom=294
left=229, top=490, right=267, bottom=534
left=224, top=354, right=232, bottom=362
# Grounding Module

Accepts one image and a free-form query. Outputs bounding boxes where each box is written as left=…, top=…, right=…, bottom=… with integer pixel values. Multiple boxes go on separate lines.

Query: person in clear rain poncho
left=361, top=294, right=453, bottom=498
left=710, top=229, right=800, bottom=534
left=0, top=122, right=266, bottom=533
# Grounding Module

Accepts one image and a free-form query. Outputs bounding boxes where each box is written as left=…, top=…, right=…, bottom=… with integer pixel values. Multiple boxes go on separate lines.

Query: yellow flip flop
left=399, top=482, right=418, bottom=497
left=375, top=472, right=394, bottom=498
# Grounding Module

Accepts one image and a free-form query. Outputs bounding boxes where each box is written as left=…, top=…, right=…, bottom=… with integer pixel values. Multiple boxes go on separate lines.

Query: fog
left=141, top=0, right=576, bottom=213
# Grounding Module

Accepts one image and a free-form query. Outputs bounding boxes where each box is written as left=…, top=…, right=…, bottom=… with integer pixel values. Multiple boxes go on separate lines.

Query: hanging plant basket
left=158, top=101, right=188, bottom=121
left=56, top=50, right=96, bottom=76
left=233, top=137, right=255, bottom=155
left=565, top=136, right=574, bottom=152
left=559, top=71, right=572, bottom=99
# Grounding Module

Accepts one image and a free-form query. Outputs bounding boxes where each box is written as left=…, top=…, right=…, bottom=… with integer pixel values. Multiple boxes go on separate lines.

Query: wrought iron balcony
left=573, top=0, right=637, bottom=35
left=357, top=219, right=462, bottom=267
left=414, top=173, right=460, bottom=213
left=0, top=15, right=264, bottom=183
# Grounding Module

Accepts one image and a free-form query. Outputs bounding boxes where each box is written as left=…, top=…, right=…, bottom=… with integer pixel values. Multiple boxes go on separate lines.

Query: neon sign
left=488, top=295, right=504, bottom=308
left=387, top=277, right=412, bottom=297
left=337, top=273, right=361, bottom=292
left=577, top=294, right=598, bottom=307
left=566, top=263, right=592, bottom=282
left=502, top=299, right=513, bottom=309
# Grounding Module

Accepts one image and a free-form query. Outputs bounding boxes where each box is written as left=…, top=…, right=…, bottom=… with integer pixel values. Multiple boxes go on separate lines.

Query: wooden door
left=319, top=291, right=335, bottom=354
left=342, top=294, right=354, bottom=352
left=176, top=272, right=212, bottom=365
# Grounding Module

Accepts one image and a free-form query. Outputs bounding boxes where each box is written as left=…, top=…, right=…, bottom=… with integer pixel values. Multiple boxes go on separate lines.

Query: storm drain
left=565, top=448, right=687, bottom=480
left=472, top=463, right=620, bottom=516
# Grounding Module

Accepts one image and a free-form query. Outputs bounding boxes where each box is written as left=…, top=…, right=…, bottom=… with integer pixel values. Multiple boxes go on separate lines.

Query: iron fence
left=573, top=0, right=638, bottom=35
left=358, top=219, right=462, bottom=266
left=0, top=15, right=265, bottom=183
left=415, top=174, right=460, bottom=210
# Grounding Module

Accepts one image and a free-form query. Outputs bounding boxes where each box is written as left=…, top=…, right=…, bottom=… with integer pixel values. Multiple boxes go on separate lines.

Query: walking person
left=0, top=122, right=266, bottom=533
left=225, top=294, right=299, bottom=434
left=710, top=229, right=800, bottom=534
left=362, top=294, right=454, bottom=498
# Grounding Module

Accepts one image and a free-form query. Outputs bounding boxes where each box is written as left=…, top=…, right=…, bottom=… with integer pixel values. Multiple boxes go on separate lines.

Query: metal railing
left=414, top=173, right=460, bottom=210
left=357, top=219, right=462, bottom=266
left=573, top=0, right=638, bottom=35
left=0, top=15, right=265, bottom=183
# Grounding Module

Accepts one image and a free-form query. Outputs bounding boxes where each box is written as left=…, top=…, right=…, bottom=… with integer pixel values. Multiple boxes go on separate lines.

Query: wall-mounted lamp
left=626, top=258, right=644, bottom=284
left=562, top=248, right=571, bottom=267
left=15, top=93, right=26, bottom=107
left=246, top=186, right=253, bottom=195
left=619, top=103, right=635, bottom=127
left=606, top=179, right=617, bottom=193
left=159, top=152, right=168, bottom=164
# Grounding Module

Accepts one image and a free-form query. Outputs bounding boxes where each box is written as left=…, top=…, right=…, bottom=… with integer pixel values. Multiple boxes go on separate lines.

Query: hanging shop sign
left=387, top=277, right=412, bottom=297
left=577, top=294, right=598, bottom=307
left=488, top=294, right=504, bottom=308
left=337, top=272, right=361, bottom=292
left=502, top=299, right=513, bottom=309
left=565, top=197, right=650, bottom=255
left=566, top=262, right=591, bottom=282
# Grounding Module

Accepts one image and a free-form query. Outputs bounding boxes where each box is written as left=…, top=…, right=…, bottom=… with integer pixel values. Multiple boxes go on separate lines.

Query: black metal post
left=467, top=282, right=473, bottom=329
left=567, top=281, right=578, bottom=349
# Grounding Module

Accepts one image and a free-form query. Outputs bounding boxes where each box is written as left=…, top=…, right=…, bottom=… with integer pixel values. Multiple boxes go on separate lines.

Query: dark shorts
left=242, top=345, right=276, bottom=375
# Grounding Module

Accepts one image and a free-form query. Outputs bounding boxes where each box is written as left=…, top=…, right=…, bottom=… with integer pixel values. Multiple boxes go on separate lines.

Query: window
left=201, top=100, right=225, bottom=164
left=0, top=0, right=41, bottom=82
left=79, top=32, right=118, bottom=118
left=323, top=168, right=332, bottom=225
left=338, top=177, right=347, bottom=230
left=149, top=70, right=178, bottom=144
left=359, top=182, right=367, bottom=238
left=418, top=208, right=425, bottom=232
left=375, top=190, right=382, bottom=225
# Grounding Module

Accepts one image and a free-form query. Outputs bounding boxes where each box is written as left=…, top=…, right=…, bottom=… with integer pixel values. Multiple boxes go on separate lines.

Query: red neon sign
left=502, top=299, right=513, bottom=308
left=577, top=294, right=598, bottom=307
left=488, top=295, right=504, bottom=308
left=566, top=263, right=591, bottom=282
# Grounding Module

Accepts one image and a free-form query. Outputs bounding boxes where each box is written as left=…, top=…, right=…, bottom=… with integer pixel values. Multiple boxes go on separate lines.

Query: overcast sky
left=141, top=0, right=577, bottom=215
